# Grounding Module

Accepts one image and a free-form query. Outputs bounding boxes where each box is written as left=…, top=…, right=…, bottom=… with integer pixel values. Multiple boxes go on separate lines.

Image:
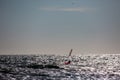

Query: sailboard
left=64, top=49, right=73, bottom=65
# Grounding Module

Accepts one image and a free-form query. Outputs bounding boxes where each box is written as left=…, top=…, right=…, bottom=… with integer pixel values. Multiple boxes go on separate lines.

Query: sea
left=0, top=54, right=120, bottom=80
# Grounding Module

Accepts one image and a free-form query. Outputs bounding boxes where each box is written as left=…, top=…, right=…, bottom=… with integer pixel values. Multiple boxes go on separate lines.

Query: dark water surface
left=0, top=55, right=120, bottom=80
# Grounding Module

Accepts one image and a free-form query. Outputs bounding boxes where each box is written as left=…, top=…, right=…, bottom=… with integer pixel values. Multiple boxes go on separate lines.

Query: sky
left=0, top=0, right=120, bottom=55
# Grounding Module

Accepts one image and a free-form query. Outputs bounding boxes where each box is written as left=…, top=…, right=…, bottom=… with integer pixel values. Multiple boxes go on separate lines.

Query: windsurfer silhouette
left=64, top=49, right=73, bottom=65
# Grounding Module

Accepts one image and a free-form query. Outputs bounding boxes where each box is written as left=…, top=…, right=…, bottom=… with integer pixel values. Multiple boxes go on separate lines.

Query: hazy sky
left=0, top=0, right=120, bottom=55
